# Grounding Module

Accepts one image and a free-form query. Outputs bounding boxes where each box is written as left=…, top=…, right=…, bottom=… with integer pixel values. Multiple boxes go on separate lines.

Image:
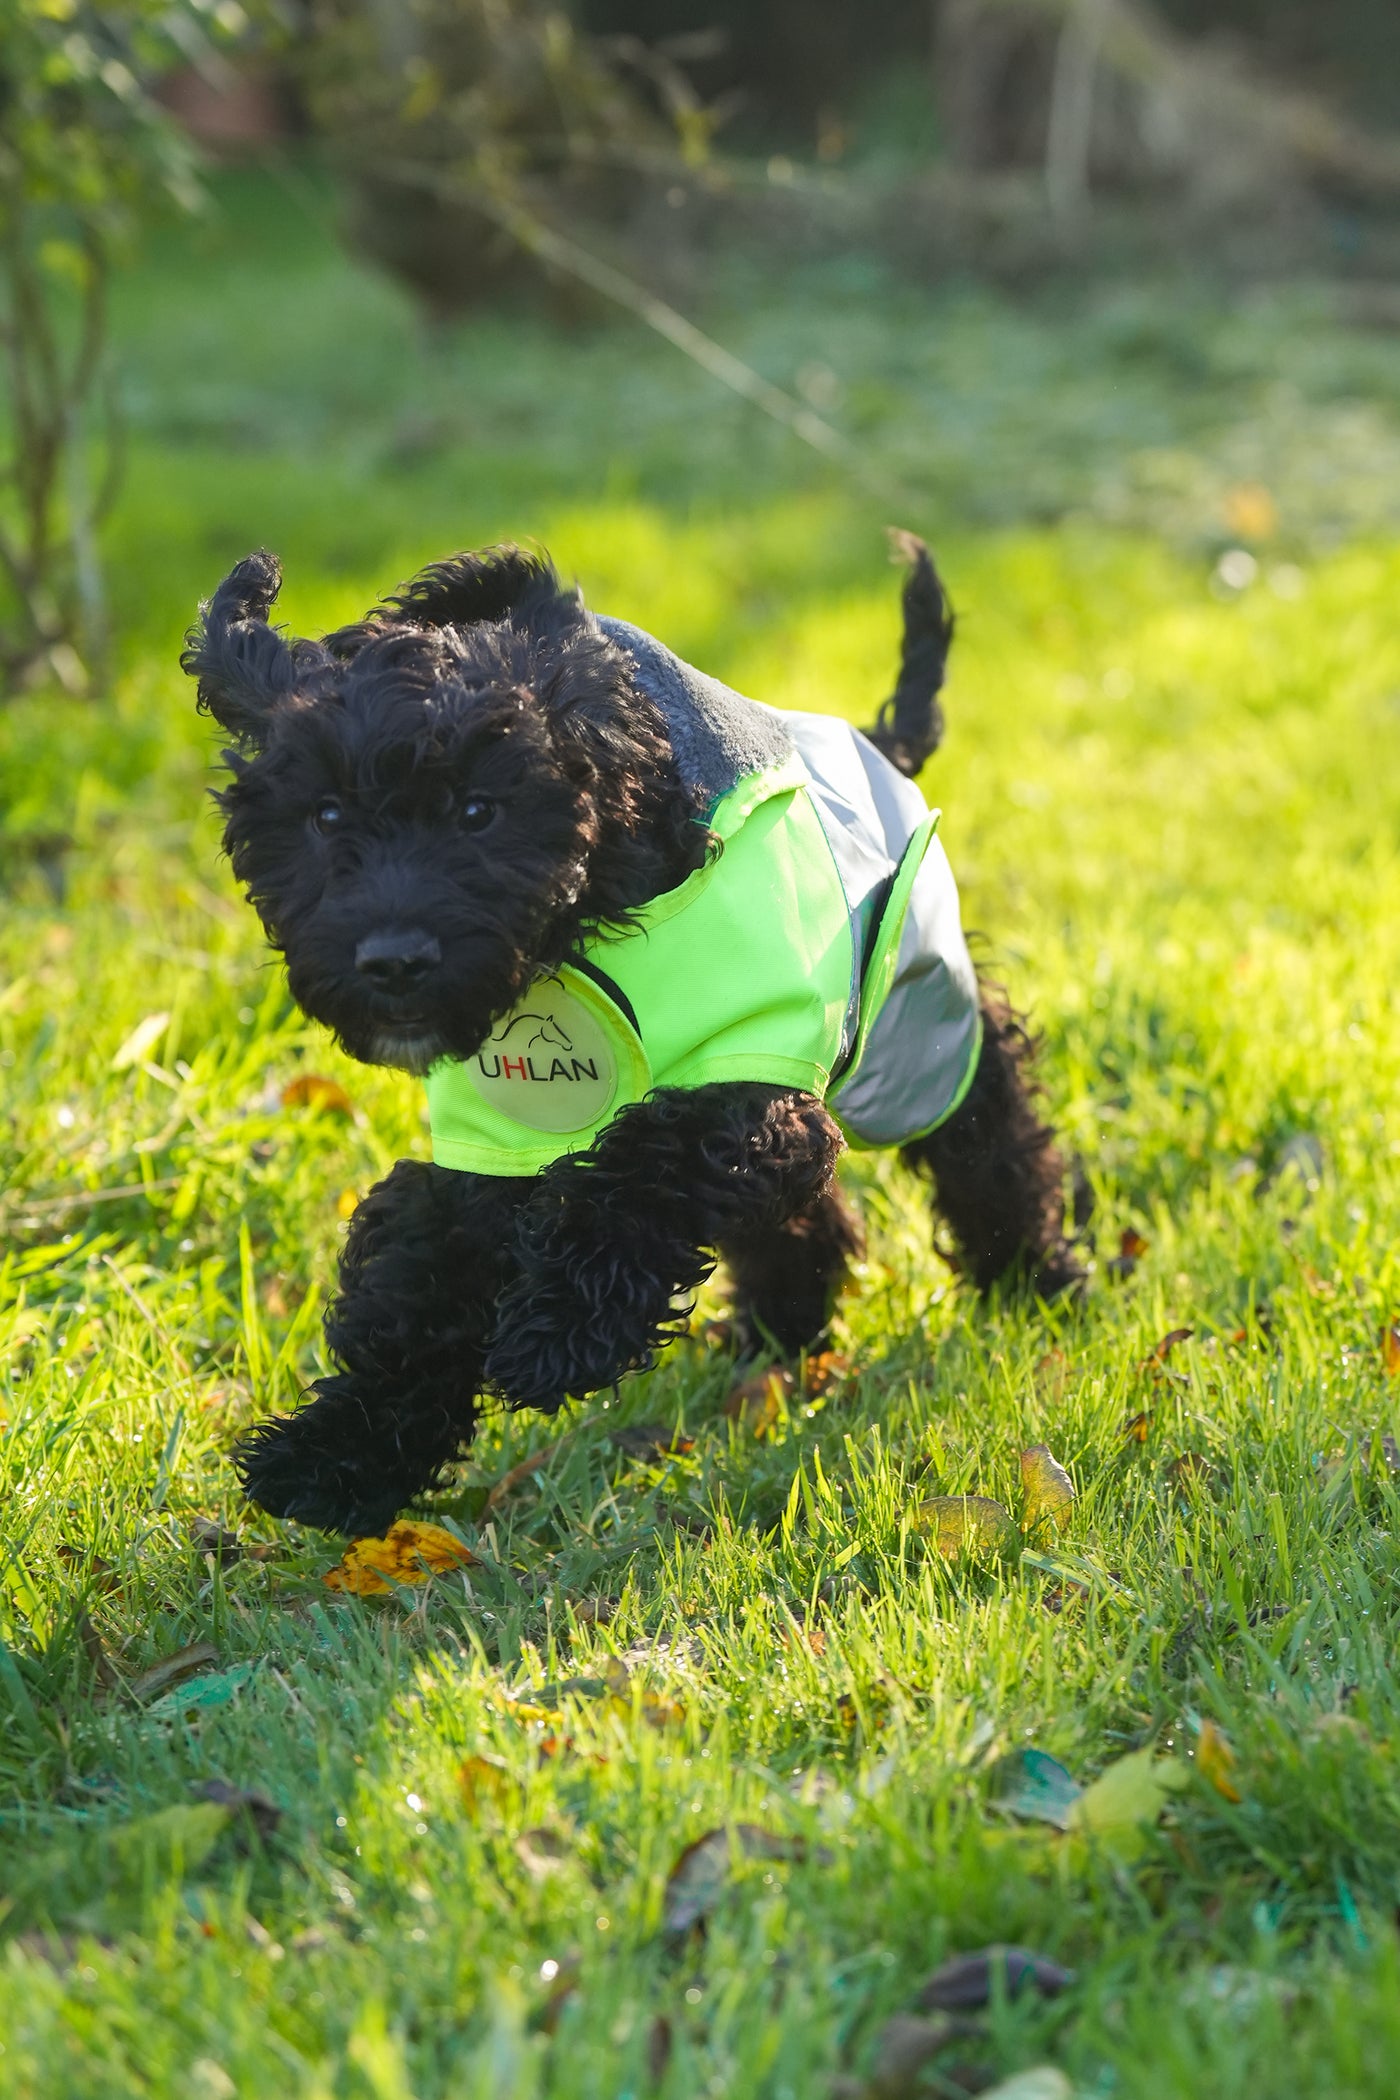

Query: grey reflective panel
left=829, top=830, right=982, bottom=1147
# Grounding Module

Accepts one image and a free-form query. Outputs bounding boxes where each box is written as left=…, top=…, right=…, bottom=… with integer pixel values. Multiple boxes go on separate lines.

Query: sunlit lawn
left=3, top=170, right=1400, bottom=2097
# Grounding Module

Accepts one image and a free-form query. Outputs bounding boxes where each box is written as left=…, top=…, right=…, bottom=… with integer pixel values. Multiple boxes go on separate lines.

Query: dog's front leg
left=483, top=1083, right=844, bottom=1411
left=237, top=1159, right=528, bottom=1536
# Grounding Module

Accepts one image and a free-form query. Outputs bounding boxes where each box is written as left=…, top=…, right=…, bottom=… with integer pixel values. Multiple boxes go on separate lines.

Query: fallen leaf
left=914, top=1495, right=1017, bottom=1559
left=323, top=1520, right=477, bottom=1595
left=914, top=1945, right=1076, bottom=2012
left=645, top=2013, right=673, bottom=2087
left=1196, top=1720, right=1242, bottom=1803
left=129, top=1640, right=220, bottom=1702
left=336, top=1188, right=360, bottom=1222
left=997, top=1748, right=1081, bottom=1830
left=803, top=1350, right=850, bottom=1397
left=658, top=1504, right=713, bottom=1541
left=1120, top=1410, right=1152, bottom=1444
left=192, top=1778, right=282, bottom=1842
left=863, top=2013, right=979, bottom=2095
left=146, top=1661, right=257, bottom=1717
left=111, top=1012, right=171, bottom=1072
left=662, top=1824, right=808, bottom=1937
left=724, top=1368, right=789, bottom=1437
left=189, top=1518, right=242, bottom=1567
left=75, top=1610, right=120, bottom=1696
left=1166, top=1451, right=1215, bottom=1492
left=978, top=2071, right=1074, bottom=2100
left=516, top=1826, right=569, bottom=1880
left=1151, top=1326, right=1194, bottom=1363
left=1383, top=1324, right=1400, bottom=1377
left=1066, top=1747, right=1187, bottom=1861
left=458, top=1755, right=514, bottom=1814
left=1019, top=1446, right=1075, bottom=1535
left=1107, top=1228, right=1149, bottom=1280
left=608, top=1424, right=695, bottom=1460
left=569, top=1595, right=615, bottom=1627
left=602, top=1655, right=685, bottom=1727
left=1034, top=1349, right=1070, bottom=1397
left=281, top=1073, right=354, bottom=1116
left=1300, top=1263, right=1335, bottom=1300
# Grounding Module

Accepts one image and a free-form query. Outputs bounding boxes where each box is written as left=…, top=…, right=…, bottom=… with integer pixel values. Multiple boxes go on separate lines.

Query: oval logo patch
left=470, top=976, right=619, bottom=1134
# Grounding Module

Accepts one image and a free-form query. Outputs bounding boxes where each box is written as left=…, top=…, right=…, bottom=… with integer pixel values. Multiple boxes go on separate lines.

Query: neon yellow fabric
left=426, top=755, right=854, bottom=1175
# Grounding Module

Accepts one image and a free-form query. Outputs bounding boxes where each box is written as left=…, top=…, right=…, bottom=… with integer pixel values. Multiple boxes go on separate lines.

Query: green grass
left=4, top=167, right=1400, bottom=2097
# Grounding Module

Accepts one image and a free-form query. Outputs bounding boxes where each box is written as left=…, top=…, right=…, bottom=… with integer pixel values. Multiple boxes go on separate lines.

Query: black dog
left=183, top=538, right=1080, bottom=1537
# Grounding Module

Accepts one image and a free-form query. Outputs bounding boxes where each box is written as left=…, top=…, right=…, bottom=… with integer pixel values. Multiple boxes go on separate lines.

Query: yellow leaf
left=724, top=1368, right=788, bottom=1437
left=1382, top=1322, right=1400, bottom=1376
left=323, top=1520, right=476, bottom=1596
left=914, top=1495, right=1017, bottom=1559
left=458, top=1755, right=513, bottom=1815
left=1197, top=1720, right=1242, bottom=1802
left=337, top=1188, right=360, bottom=1222
left=282, top=1074, right=354, bottom=1116
left=1066, top=1748, right=1187, bottom=1861
left=1020, top=1445, right=1075, bottom=1534
left=111, top=1011, right=171, bottom=1071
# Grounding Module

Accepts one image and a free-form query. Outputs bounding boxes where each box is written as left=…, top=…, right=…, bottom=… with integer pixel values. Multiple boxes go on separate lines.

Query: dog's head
left=183, top=544, right=699, bottom=1072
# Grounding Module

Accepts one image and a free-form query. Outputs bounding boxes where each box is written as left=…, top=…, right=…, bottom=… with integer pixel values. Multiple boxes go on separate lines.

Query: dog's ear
left=376, top=544, right=562, bottom=632
left=181, top=551, right=302, bottom=747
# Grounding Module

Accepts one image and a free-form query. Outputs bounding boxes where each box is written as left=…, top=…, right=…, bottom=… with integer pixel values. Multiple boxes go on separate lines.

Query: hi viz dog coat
left=426, top=615, right=982, bottom=1176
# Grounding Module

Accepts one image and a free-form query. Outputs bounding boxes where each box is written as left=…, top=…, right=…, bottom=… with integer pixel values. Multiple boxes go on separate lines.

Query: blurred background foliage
left=6, top=0, right=1400, bottom=697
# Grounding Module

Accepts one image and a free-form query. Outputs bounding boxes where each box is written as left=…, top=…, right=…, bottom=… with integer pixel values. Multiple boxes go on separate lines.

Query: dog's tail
left=863, top=528, right=953, bottom=779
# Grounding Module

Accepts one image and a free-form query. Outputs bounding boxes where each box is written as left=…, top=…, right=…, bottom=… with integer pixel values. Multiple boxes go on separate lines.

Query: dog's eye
left=460, top=795, right=497, bottom=834
left=310, top=799, right=344, bottom=835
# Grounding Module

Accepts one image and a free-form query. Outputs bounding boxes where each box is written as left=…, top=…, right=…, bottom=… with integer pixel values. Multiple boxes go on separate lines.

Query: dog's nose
left=355, top=928, right=442, bottom=990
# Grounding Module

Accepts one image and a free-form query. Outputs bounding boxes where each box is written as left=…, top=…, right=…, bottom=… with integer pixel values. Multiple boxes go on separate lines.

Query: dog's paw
left=236, top=1416, right=406, bottom=1537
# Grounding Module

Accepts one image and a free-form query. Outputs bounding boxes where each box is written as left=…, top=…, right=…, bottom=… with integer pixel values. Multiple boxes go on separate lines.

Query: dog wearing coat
left=183, top=535, right=1081, bottom=1537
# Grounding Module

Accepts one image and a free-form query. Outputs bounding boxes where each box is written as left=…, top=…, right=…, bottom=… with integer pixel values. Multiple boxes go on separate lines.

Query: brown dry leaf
left=189, top=1518, right=242, bottom=1567
left=76, top=1610, right=120, bottom=1695
left=569, top=1596, right=616, bottom=1628
left=608, top=1424, right=695, bottom=1461
left=864, top=2013, right=979, bottom=2096
left=516, top=1826, right=569, bottom=1880
left=602, top=1656, right=685, bottom=1728
left=1151, top=1326, right=1194, bottom=1364
left=914, top=1945, right=1076, bottom=2012
left=1300, top=1264, right=1335, bottom=1301
left=1019, top=1446, right=1075, bottom=1535
left=1121, top=1410, right=1152, bottom=1444
left=281, top=1073, right=354, bottom=1116
left=129, top=1639, right=220, bottom=1702
left=723, top=1367, right=789, bottom=1437
left=1107, top=1228, right=1149, bottom=1280
left=803, top=1350, right=850, bottom=1397
left=914, top=1495, right=1017, bottom=1559
left=458, top=1755, right=514, bottom=1815
left=662, top=1824, right=810, bottom=1938
left=1166, top=1451, right=1215, bottom=1492
left=645, top=2013, right=673, bottom=2088
left=323, top=1520, right=476, bottom=1596
left=193, top=1778, right=282, bottom=1843
left=1383, top=1323, right=1400, bottom=1376
left=1196, top=1720, right=1242, bottom=1803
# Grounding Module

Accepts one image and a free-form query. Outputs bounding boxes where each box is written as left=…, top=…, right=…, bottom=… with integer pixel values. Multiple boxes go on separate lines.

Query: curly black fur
left=185, top=535, right=1079, bottom=1537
